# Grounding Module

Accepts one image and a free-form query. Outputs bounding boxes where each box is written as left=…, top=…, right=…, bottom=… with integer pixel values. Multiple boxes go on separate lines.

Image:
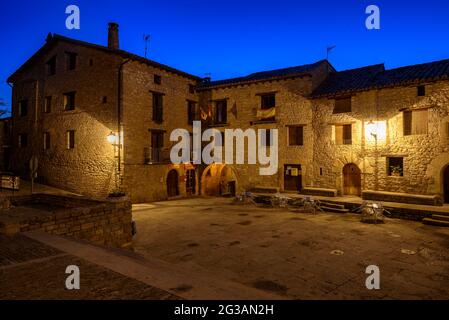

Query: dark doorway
left=284, top=165, right=302, bottom=192
left=186, top=169, right=196, bottom=196
left=343, top=163, right=361, bottom=196
left=167, top=170, right=179, bottom=197
left=444, top=165, right=449, bottom=204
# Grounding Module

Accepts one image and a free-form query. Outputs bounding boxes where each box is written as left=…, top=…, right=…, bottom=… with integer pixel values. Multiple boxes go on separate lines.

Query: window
left=189, top=84, right=196, bottom=94
left=387, top=157, right=404, bottom=177
left=154, top=75, right=161, bottom=85
left=102, top=96, right=108, bottom=104
left=417, top=85, right=426, bottom=97
left=289, top=126, right=304, bottom=146
left=403, top=109, right=428, bottom=136
left=152, top=93, right=163, bottom=123
left=67, top=130, right=75, bottom=149
left=333, top=97, right=352, bottom=114
left=46, top=56, right=56, bottom=76
left=43, top=132, right=51, bottom=150
left=44, top=96, right=52, bottom=113
left=89, top=59, right=94, bottom=66
left=65, top=52, right=77, bottom=70
left=261, top=93, right=276, bottom=110
left=19, top=100, right=28, bottom=117
left=335, top=124, right=352, bottom=145
left=187, top=101, right=196, bottom=125
left=215, top=100, right=227, bottom=124
left=18, top=134, right=28, bottom=148
left=150, top=131, right=164, bottom=162
left=64, top=92, right=76, bottom=111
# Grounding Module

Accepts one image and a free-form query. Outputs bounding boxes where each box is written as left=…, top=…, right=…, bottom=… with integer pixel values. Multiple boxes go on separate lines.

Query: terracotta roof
left=197, top=60, right=334, bottom=89
left=312, top=58, right=449, bottom=97
left=8, top=34, right=200, bottom=82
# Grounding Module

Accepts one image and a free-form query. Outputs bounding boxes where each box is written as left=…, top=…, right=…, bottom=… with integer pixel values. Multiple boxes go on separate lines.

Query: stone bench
left=362, top=190, right=442, bottom=206
left=301, top=187, right=338, bottom=197
left=249, top=187, right=279, bottom=194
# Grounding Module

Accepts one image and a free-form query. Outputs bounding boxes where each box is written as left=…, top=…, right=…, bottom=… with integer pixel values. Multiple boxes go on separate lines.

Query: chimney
left=108, top=22, right=119, bottom=50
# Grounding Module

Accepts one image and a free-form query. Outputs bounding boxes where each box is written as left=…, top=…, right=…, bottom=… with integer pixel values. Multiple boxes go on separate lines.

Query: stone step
left=422, top=218, right=449, bottom=227
left=320, top=206, right=350, bottom=214
left=320, top=201, right=346, bottom=210
left=431, top=215, right=449, bottom=222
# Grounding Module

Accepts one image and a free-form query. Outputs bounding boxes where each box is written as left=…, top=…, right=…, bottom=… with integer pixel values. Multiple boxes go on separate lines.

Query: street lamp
left=107, top=131, right=125, bottom=197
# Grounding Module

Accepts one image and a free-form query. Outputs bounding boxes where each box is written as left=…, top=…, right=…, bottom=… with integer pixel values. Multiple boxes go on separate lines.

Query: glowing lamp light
left=107, top=132, right=118, bottom=144
left=365, top=121, right=386, bottom=141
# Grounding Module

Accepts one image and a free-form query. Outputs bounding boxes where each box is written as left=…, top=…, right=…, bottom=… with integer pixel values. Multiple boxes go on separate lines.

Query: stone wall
left=310, top=80, right=449, bottom=199
left=1, top=194, right=132, bottom=248
left=10, top=41, right=122, bottom=198
left=121, top=60, right=200, bottom=203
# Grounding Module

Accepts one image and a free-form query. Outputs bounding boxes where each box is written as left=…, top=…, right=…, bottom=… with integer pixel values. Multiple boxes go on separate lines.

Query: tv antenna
left=143, top=34, right=151, bottom=58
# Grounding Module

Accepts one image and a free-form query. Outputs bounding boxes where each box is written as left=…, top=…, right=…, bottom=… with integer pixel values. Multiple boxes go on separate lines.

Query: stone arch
left=201, top=164, right=238, bottom=196
left=425, top=153, right=449, bottom=196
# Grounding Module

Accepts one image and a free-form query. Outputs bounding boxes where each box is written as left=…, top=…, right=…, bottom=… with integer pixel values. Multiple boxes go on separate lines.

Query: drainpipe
left=116, top=59, right=131, bottom=193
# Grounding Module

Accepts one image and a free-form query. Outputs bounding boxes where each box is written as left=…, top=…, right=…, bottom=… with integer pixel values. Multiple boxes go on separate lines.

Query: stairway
left=423, top=212, right=449, bottom=227
left=319, top=201, right=350, bottom=213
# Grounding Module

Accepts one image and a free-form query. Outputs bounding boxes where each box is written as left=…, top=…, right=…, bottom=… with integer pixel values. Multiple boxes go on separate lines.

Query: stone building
left=6, top=23, right=449, bottom=204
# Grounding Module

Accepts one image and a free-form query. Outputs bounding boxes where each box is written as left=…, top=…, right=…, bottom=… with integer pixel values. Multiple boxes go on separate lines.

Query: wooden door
left=343, top=164, right=361, bottom=196
left=284, top=165, right=302, bottom=192
left=167, top=170, right=179, bottom=197
left=444, top=165, right=449, bottom=204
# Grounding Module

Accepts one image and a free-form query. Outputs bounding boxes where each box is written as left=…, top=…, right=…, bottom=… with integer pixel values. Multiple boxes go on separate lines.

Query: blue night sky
left=1, top=0, right=449, bottom=115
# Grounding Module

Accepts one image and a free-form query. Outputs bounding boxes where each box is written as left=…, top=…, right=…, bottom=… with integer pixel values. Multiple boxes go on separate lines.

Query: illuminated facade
left=6, top=24, right=449, bottom=204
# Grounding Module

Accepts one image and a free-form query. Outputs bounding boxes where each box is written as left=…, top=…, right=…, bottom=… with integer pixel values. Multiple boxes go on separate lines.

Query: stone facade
left=311, top=81, right=449, bottom=201
left=6, top=24, right=449, bottom=204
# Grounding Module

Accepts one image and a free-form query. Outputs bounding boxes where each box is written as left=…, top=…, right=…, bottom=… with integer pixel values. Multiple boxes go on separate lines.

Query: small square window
left=387, top=157, right=404, bottom=177
left=89, top=59, right=94, bottom=66
left=154, top=75, right=162, bottom=85
left=417, top=85, right=426, bottom=97
left=261, top=93, right=276, bottom=110
left=67, top=130, right=75, bottom=149
left=102, top=96, right=108, bottom=104
left=189, top=84, right=195, bottom=94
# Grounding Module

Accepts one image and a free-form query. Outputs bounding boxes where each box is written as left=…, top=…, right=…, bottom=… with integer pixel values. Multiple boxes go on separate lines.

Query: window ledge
left=208, top=123, right=229, bottom=128
left=250, top=120, right=277, bottom=125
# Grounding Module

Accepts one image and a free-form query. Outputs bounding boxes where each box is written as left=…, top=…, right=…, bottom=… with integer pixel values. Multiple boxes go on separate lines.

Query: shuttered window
left=403, top=109, right=428, bottom=136
left=289, top=126, right=304, bottom=146
left=152, top=93, right=163, bottom=123
left=335, top=124, right=352, bottom=145
left=333, top=97, right=352, bottom=114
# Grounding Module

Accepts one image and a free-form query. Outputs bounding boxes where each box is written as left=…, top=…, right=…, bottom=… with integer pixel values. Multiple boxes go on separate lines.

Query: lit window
left=387, top=157, right=404, bottom=177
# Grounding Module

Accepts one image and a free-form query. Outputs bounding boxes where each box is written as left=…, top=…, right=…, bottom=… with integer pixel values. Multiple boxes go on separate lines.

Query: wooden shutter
left=334, top=97, right=352, bottom=113
left=335, top=125, right=343, bottom=145
left=403, top=111, right=412, bottom=136
left=412, top=109, right=428, bottom=134
left=343, top=124, right=352, bottom=144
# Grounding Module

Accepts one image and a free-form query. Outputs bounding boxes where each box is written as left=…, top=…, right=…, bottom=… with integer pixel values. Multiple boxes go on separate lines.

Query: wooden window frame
left=288, top=125, right=304, bottom=146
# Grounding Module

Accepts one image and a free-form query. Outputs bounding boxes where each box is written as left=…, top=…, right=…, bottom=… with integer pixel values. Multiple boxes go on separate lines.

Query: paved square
left=132, top=198, right=449, bottom=300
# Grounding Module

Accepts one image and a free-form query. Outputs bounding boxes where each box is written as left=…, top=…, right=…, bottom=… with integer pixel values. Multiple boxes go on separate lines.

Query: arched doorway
left=201, top=164, right=237, bottom=196
left=343, top=163, right=361, bottom=196
left=443, top=165, right=449, bottom=204
left=167, top=169, right=179, bottom=198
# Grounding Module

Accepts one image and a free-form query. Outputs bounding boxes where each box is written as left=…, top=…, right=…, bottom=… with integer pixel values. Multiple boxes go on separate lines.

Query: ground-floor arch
left=343, top=163, right=361, bottom=196
left=201, top=164, right=238, bottom=197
